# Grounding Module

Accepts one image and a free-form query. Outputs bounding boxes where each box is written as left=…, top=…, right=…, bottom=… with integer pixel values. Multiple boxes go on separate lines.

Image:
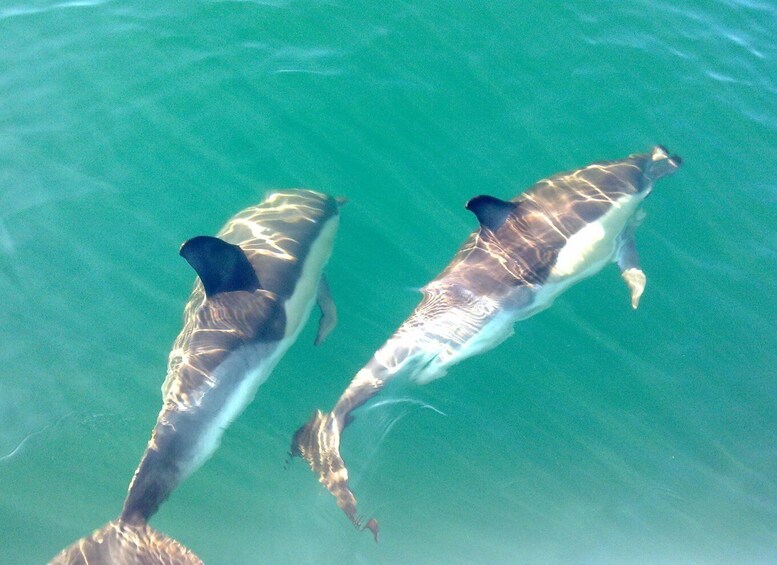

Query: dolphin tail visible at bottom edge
left=49, top=519, right=203, bottom=565
left=291, top=409, right=379, bottom=542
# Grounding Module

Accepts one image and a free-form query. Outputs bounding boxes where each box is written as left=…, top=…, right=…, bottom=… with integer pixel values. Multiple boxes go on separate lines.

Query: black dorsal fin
left=179, top=236, right=261, bottom=298
left=465, top=195, right=516, bottom=232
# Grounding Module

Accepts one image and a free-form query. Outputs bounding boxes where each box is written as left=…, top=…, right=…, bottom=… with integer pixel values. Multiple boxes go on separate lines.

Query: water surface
left=1, top=1, right=776, bottom=563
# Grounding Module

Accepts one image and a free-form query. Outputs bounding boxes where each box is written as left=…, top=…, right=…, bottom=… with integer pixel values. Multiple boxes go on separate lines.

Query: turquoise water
left=1, top=1, right=776, bottom=563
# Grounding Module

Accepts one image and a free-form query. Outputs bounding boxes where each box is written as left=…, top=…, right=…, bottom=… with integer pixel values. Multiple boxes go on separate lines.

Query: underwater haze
left=1, top=1, right=776, bottom=563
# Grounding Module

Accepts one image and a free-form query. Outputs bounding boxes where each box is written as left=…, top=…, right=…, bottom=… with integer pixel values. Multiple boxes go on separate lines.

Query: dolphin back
left=49, top=520, right=202, bottom=565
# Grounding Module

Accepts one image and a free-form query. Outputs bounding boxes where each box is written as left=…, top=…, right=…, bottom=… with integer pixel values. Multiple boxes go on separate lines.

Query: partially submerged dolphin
left=52, top=189, right=341, bottom=564
left=292, top=147, right=681, bottom=541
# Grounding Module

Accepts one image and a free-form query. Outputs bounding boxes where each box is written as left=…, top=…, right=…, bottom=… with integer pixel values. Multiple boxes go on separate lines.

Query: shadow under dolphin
left=51, top=189, right=342, bottom=564
left=291, top=147, right=682, bottom=541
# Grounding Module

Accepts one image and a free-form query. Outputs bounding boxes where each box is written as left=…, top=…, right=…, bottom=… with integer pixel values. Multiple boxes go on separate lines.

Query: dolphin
left=51, top=189, right=341, bottom=564
left=291, top=147, right=681, bottom=541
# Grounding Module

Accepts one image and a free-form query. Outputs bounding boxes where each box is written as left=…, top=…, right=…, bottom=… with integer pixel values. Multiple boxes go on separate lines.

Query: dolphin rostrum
left=291, top=147, right=681, bottom=541
left=51, top=189, right=341, bottom=564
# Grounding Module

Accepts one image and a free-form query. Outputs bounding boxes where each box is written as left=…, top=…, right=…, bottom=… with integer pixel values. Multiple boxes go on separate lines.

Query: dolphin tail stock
left=49, top=519, right=202, bottom=565
left=291, top=409, right=380, bottom=542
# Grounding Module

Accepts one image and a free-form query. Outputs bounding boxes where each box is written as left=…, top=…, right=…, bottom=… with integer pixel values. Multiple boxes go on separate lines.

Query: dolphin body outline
left=51, top=189, right=341, bottom=564
left=292, top=147, right=681, bottom=541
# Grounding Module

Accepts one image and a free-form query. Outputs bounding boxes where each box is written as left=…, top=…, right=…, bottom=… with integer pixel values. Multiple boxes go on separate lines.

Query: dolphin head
left=646, top=145, right=682, bottom=179
left=635, top=146, right=683, bottom=194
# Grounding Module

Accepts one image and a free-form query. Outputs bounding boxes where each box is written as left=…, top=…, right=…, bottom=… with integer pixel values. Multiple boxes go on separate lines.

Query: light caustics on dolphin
left=291, top=147, right=682, bottom=541
left=51, top=190, right=341, bottom=564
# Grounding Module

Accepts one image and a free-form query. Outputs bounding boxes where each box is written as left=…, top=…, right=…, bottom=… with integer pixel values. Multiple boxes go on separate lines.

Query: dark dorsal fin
left=465, top=195, right=517, bottom=232
left=179, top=236, right=261, bottom=298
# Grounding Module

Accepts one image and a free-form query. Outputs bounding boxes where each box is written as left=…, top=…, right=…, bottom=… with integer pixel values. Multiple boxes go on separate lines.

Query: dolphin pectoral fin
left=291, top=410, right=379, bottom=542
left=179, top=235, right=261, bottom=298
left=50, top=519, right=203, bottom=565
left=465, top=195, right=517, bottom=232
left=314, top=276, right=338, bottom=346
left=616, top=233, right=646, bottom=309
left=621, top=267, right=647, bottom=309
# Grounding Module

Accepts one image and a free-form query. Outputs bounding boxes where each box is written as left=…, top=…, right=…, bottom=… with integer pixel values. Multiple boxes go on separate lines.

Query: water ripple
left=0, top=0, right=106, bottom=19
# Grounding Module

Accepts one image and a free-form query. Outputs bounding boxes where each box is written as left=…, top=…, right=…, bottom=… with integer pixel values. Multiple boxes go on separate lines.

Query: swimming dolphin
left=291, top=147, right=681, bottom=541
left=51, top=189, right=341, bottom=564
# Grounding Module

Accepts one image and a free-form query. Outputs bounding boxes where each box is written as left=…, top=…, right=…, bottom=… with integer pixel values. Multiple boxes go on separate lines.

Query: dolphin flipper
left=616, top=213, right=647, bottom=309
left=314, top=276, right=337, bottom=346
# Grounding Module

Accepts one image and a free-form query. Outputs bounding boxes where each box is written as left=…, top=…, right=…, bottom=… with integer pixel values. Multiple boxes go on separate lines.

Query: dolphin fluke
left=291, top=410, right=379, bottom=542
left=49, top=520, right=202, bottom=565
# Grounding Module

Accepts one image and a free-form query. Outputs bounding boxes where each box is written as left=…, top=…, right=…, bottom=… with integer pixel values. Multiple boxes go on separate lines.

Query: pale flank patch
left=549, top=195, right=641, bottom=283
left=552, top=221, right=607, bottom=277
left=513, top=195, right=645, bottom=325
left=283, top=216, right=339, bottom=336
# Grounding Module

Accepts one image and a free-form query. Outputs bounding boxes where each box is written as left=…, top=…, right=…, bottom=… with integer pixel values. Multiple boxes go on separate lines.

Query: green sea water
left=1, top=1, right=776, bottom=563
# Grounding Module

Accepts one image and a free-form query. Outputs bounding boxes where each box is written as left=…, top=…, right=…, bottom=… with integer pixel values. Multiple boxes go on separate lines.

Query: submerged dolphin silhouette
left=51, top=189, right=341, bottom=564
left=292, top=147, right=681, bottom=541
